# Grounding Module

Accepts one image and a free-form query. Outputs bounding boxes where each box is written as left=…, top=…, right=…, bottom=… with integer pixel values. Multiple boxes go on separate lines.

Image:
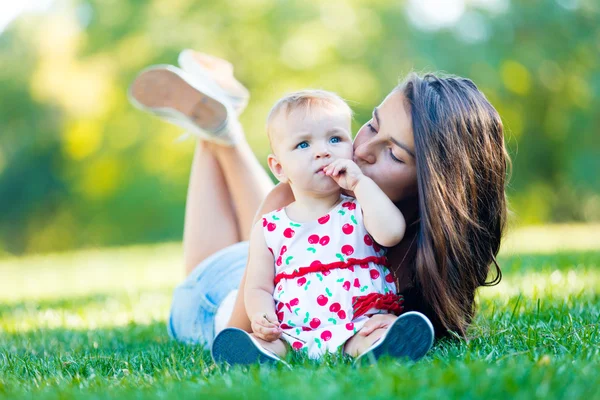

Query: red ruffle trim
left=273, top=256, right=389, bottom=285
left=352, top=292, right=404, bottom=319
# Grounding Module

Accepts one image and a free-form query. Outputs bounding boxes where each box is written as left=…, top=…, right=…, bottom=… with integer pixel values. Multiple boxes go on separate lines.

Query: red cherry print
left=321, top=330, right=332, bottom=341
left=342, top=281, right=351, bottom=291
left=319, top=236, right=330, bottom=246
left=318, top=214, right=330, bottom=224
left=267, top=222, right=276, bottom=232
left=353, top=278, right=360, bottom=288
left=277, top=302, right=284, bottom=311
left=360, top=263, right=369, bottom=269
left=280, top=323, right=292, bottom=329
left=290, top=298, right=300, bottom=307
left=337, top=310, right=346, bottom=319
left=277, top=311, right=284, bottom=321
left=297, top=277, right=307, bottom=286
left=317, top=295, right=328, bottom=306
left=341, top=245, right=354, bottom=256
left=364, top=234, right=373, bottom=246
left=277, top=284, right=283, bottom=292
left=373, top=243, right=381, bottom=252
left=329, top=302, right=341, bottom=313
left=280, top=245, right=287, bottom=255
left=292, top=341, right=303, bottom=350
left=342, top=202, right=356, bottom=210
left=322, top=269, right=331, bottom=277
left=346, top=322, right=354, bottom=330
left=276, top=256, right=282, bottom=266
left=310, top=260, right=322, bottom=267
left=310, top=318, right=321, bottom=329
left=342, top=224, right=354, bottom=235
left=285, top=303, right=292, bottom=312
left=385, top=273, right=394, bottom=283
left=284, top=228, right=295, bottom=238
left=262, top=218, right=267, bottom=227
left=268, top=247, right=274, bottom=256
left=308, top=234, right=320, bottom=244
left=302, top=326, right=313, bottom=331
left=370, top=269, right=380, bottom=280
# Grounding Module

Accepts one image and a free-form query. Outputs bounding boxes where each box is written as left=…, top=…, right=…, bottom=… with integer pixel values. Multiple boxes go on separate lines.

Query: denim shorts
left=168, top=241, right=249, bottom=345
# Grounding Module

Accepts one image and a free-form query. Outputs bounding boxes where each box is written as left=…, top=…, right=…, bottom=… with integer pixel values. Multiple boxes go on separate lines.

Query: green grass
left=1, top=225, right=599, bottom=399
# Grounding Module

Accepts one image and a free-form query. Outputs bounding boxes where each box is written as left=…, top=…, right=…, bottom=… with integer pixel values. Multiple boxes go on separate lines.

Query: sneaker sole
left=211, top=328, right=282, bottom=366
left=129, top=68, right=228, bottom=133
left=178, top=49, right=249, bottom=114
left=355, top=311, right=434, bottom=365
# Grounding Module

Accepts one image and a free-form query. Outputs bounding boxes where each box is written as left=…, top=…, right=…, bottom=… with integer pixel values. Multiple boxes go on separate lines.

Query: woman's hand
left=250, top=312, right=282, bottom=342
left=358, top=314, right=398, bottom=336
left=324, top=159, right=365, bottom=192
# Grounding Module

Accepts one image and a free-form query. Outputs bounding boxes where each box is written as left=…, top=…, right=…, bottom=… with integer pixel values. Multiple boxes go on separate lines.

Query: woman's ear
left=267, top=154, right=288, bottom=183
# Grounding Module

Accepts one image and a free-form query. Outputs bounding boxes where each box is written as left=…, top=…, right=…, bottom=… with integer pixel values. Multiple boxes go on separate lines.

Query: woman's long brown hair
left=401, top=73, right=509, bottom=337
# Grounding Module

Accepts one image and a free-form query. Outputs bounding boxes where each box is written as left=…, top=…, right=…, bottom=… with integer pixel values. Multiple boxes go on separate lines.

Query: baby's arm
left=354, top=177, right=406, bottom=247
left=244, top=221, right=283, bottom=342
left=324, top=159, right=406, bottom=247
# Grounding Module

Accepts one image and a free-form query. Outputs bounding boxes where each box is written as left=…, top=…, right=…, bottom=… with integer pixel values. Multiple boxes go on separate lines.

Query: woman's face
left=353, top=90, right=418, bottom=203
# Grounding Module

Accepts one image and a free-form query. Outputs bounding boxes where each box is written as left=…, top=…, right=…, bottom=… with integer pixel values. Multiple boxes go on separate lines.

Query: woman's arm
left=252, top=182, right=295, bottom=225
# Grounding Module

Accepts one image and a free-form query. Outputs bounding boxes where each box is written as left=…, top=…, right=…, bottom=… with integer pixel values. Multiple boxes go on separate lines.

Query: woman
left=129, top=51, right=508, bottom=360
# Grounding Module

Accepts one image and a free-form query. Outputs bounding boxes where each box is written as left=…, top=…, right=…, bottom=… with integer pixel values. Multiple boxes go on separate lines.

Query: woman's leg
left=204, top=138, right=274, bottom=333
left=175, top=53, right=274, bottom=333
left=209, top=139, right=275, bottom=241
left=183, top=140, right=241, bottom=276
left=183, top=134, right=273, bottom=334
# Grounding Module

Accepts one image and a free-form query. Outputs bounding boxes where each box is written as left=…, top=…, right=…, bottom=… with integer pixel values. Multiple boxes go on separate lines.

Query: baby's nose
left=315, top=148, right=331, bottom=158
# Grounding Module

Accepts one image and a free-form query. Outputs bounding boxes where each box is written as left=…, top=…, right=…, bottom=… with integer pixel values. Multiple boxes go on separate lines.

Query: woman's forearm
left=251, top=182, right=295, bottom=226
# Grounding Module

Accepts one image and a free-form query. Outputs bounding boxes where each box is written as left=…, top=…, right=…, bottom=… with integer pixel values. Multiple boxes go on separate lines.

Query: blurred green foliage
left=0, top=0, right=598, bottom=255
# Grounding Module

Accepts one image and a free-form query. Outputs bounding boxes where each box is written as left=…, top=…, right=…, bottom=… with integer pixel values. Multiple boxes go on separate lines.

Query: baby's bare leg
left=249, top=334, right=288, bottom=358
left=344, top=328, right=387, bottom=357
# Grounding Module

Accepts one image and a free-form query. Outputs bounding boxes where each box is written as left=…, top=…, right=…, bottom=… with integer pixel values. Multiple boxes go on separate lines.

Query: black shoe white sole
left=211, top=328, right=289, bottom=367
left=354, top=311, right=434, bottom=366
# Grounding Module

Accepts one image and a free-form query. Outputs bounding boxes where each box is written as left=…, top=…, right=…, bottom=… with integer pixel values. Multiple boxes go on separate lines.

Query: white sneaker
left=178, top=49, right=249, bottom=116
left=354, top=311, right=435, bottom=366
left=128, top=64, right=241, bottom=146
left=211, top=328, right=290, bottom=368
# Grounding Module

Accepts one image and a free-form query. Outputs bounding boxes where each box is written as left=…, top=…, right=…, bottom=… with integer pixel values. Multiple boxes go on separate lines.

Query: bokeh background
left=1, top=0, right=598, bottom=256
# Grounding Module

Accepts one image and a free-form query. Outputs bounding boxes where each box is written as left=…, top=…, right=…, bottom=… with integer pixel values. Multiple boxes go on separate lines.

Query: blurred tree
left=0, top=0, right=598, bottom=255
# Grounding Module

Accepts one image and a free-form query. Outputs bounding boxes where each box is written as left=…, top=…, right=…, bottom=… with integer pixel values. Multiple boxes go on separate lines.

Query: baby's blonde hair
left=266, top=89, right=352, bottom=144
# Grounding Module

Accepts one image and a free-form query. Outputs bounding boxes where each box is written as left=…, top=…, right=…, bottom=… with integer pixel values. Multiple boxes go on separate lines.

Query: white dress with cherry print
left=262, top=195, right=404, bottom=359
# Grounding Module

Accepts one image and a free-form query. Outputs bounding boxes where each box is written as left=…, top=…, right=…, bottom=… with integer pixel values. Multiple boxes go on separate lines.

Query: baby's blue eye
left=296, top=141, right=309, bottom=149
left=330, top=136, right=341, bottom=144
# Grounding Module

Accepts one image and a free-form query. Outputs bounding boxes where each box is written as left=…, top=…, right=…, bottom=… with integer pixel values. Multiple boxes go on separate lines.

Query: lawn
left=1, top=225, right=599, bottom=399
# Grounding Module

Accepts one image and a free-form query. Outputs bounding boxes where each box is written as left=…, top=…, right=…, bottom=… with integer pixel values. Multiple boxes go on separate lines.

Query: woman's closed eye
left=367, top=123, right=377, bottom=133
left=389, top=149, right=404, bottom=163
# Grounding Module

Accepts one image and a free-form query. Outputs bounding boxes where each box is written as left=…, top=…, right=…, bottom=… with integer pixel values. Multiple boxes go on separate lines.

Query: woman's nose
left=354, top=141, right=376, bottom=164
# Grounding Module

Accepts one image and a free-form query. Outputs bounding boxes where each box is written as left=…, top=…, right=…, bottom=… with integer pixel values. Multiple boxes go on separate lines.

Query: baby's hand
left=250, top=312, right=282, bottom=342
left=323, top=159, right=364, bottom=191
